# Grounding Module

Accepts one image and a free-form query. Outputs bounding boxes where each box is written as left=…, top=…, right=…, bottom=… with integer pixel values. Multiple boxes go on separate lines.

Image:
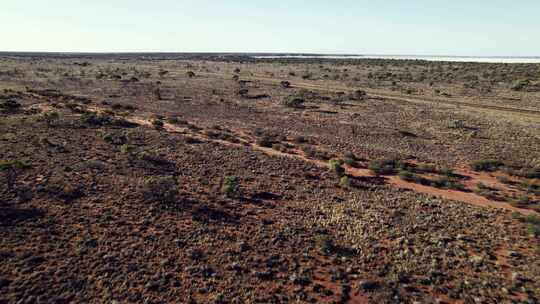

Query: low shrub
left=0, top=160, right=31, bottom=171
left=398, top=169, right=465, bottom=190
left=282, top=95, right=305, bottom=109
left=328, top=159, right=345, bottom=177
left=167, top=116, right=187, bottom=125
left=416, top=163, right=437, bottom=173
left=42, top=111, right=60, bottom=127
left=369, top=159, right=401, bottom=176
left=0, top=99, right=21, bottom=113
left=256, top=135, right=276, bottom=148
left=340, top=176, right=352, bottom=188
left=142, top=176, right=178, bottom=204
left=152, top=119, right=164, bottom=130
left=314, top=235, right=335, bottom=255
left=469, top=159, right=504, bottom=172
left=293, top=135, right=306, bottom=144
left=432, top=176, right=466, bottom=191
left=511, top=79, right=530, bottom=91
left=120, top=144, right=135, bottom=154
left=343, top=152, right=357, bottom=167
left=102, top=132, right=127, bottom=145
left=474, top=182, right=507, bottom=201
left=504, top=166, right=540, bottom=179
left=398, top=170, right=416, bottom=182
left=112, top=117, right=138, bottom=128
left=222, top=176, right=240, bottom=198
left=496, top=175, right=512, bottom=184
left=80, top=112, right=112, bottom=126
left=137, top=151, right=173, bottom=167
left=301, top=146, right=333, bottom=160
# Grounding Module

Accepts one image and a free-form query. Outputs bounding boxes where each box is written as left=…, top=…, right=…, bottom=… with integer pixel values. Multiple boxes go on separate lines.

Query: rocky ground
left=1, top=54, right=540, bottom=303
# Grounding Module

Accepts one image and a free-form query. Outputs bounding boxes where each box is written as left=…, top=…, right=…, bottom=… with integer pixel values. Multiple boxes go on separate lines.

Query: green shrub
left=399, top=170, right=418, bottom=182
left=474, top=182, right=508, bottom=201
left=102, top=132, right=127, bottom=145
left=504, top=166, right=540, bottom=179
left=511, top=79, right=530, bottom=91
left=469, top=160, right=504, bottom=172
left=340, top=176, right=352, bottom=188
left=440, top=168, right=455, bottom=177
left=398, top=169, right=465, bottom=190
left=282, top=95, right=305, bottom=109
left=529, top=225, right=540, bottom=238
left=369, top=159, right=400, bottom=176
left=42, top=111, right=60, bottom=127
left=343, top=152, right=357, bottom=167
left=432, top=176, right=466, bottom=191
left=515, top=195, right=532, bottom=206
left=0, top=160, right=31, bottom=171
left=120, top=144, right=135, bottom=154
left=301, top=146, right=333, bottom=160
left=329, top=159, right=345, bottom=177
left=416, top=163, right=437, bottom=173
left=526, top=214, right=540, bottom=226
left=222, top=176, right=240, bottom=198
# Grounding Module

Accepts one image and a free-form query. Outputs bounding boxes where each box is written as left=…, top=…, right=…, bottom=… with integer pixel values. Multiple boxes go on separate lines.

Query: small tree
left=222, top=176, right=240, bottom=198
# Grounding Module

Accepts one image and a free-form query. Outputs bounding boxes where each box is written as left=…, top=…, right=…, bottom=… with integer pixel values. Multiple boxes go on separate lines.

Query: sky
left=1, top=0, right=539, bottom=56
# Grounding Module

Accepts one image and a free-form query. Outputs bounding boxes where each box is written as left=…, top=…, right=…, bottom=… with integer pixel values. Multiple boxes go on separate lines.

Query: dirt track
left=44, top=102, right=533, bottom=216
left=170, top=70, right=540, bottom=119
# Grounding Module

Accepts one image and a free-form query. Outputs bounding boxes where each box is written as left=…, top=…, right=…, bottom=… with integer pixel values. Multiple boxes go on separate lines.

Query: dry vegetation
left=1, top=53, right=540, bottom=303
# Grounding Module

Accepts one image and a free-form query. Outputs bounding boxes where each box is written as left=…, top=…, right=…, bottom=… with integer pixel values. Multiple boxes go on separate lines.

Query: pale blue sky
left=2, top=0, right=539, bottom=56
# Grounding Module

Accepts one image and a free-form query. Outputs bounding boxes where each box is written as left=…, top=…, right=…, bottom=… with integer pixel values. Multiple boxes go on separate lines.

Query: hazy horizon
left=2, top=1, right=540, bottom=56
left=1, top=51, right=540, bottom=58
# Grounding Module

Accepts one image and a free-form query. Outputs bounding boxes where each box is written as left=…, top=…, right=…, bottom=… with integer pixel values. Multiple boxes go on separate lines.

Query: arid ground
left=1, top=53, right=540, bottom=303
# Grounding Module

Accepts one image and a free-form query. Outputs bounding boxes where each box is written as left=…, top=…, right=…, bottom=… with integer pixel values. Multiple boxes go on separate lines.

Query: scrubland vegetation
left=1, top=53, right=539, bottom=303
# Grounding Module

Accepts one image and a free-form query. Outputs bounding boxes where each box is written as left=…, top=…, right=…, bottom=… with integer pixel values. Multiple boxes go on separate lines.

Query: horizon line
left=0, top=51, right=539, bottom=59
